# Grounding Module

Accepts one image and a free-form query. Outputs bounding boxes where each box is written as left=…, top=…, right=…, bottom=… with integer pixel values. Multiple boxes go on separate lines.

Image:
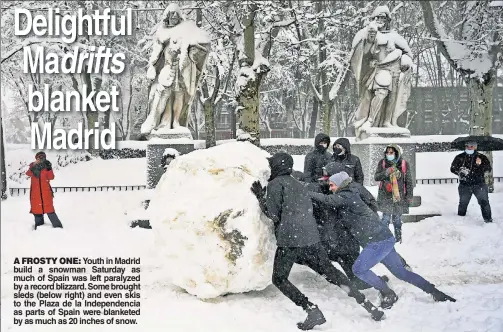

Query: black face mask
left=333, top=148, right=343, bottom=155
left=316, top=144, right=327, bottom=152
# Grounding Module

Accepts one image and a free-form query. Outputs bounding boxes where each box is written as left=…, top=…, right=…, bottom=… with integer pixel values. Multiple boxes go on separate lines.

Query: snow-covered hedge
left=99, top=148, right=146, bottom=160
left=6, top=147, right=92, bottom=185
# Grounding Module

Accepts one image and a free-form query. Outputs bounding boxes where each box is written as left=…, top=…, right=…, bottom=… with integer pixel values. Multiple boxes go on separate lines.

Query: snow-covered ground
left=2, top=186, right=503, bottom=331
left=2, top=143, right=503, bottom=331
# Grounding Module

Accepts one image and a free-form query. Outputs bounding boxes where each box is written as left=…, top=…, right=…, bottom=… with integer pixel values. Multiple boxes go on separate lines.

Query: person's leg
left=34, top=214, right=44, bottom=229
left=472, top=184, right=492, bottom=222
left=47, top=213, right=63, bottom=228
left=381, top=248, right=456, bottom=302
left=382, top=213, right=392, bottom=225
left=381, top=248, right=434, bottom=292
left=301, top=243, right=384, bottom=321
left=351, top=238, right=395, bottom=292
left=272, top=247, right=313, bottom=310
left=273, top=245, right=326, bottom=330
left=392, top=214, right=402, bottom=243
left=458, top=184, right=473, bottom=216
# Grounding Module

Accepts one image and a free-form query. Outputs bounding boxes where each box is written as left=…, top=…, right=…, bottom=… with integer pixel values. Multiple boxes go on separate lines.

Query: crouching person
left=26, top=152, right=63, bottom=230
left=308, top=172, right=456, bottom=309
left=250, top=153, right=383, bottom=330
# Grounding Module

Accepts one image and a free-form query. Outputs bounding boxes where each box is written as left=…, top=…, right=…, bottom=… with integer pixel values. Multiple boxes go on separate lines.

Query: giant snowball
left=147, top=141, right=277, bottom=299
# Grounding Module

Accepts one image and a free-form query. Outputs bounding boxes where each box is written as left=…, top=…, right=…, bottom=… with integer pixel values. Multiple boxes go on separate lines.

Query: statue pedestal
left=146, top=139, right=194, bottom=189
left=351, top=137, right=416, bottom=187
left=351, top=136, right=441, bottom=222
left=147, top=126, right=193, bottom=140
left=357, top=126, right=411, bottom=141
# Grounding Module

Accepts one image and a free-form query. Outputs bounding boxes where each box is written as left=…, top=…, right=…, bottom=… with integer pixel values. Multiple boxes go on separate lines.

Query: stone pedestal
left=146, top=139, right=194, bottom=188
left=351, top=137, right=417, bottom=187
left=351, top=135, right=441, bottom=221
left=147, top=126, right=193, bottom=140
left=357, top=126, right=411, bottom=141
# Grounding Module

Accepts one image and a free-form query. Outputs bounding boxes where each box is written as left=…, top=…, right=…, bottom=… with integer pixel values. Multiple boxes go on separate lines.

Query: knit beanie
left=329, top=171, right=350, bottom=187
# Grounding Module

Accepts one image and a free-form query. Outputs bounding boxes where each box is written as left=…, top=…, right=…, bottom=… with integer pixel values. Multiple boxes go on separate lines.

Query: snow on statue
left=141, top=3, right=210, bottom=139
left=350, top=5, right=414, bottom=141
left=147, top=142, right=276, bottom=298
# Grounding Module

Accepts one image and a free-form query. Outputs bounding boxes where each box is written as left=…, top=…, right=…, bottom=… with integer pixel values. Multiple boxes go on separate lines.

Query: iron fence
left=8, top=178, right=503, bottom=196
left=9, top=185, right=147, bottom=196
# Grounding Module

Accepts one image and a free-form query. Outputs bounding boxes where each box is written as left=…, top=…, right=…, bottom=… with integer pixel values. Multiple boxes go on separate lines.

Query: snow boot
left=394, top=224, right=402, bottom=243
left=379, top=289, right=398, bottom=309
left=484, top=219, right=493, bottom=223
left=429, top=287, right=456, bottom=302
left=297, top=304, right=326, bottom=330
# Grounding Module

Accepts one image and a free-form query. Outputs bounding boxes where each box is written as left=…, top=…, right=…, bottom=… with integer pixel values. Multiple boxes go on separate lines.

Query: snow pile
left=163, top=148, right=180, bottom=158
left=147, top=141, right=276, bottom=298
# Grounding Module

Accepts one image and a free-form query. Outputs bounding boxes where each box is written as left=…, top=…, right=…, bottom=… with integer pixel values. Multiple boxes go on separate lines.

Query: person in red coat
left=26, top=152, right=63, bottom=230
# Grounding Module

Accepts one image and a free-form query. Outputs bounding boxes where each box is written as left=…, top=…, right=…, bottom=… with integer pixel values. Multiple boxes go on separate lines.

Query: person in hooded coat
left=327, top=138, right=364, bottom=184
left=26, top=152, right=63, bottom=230
left=450, top=141, right=492, bottom=223
left=251, top=152, right=383, bottom=330
left=374, top=144, right=413, bottom=243
left=308, top=171, right=456, bottom=309
left=303, top=133, right=331, bottom=183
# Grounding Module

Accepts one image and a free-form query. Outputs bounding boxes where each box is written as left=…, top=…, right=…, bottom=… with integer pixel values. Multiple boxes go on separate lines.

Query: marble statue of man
left=350, top=5, right=413, bottom=140
left=141, top=3, right=210, bottom=138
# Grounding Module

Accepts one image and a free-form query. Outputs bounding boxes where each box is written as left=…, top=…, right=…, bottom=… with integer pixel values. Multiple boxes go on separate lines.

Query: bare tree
left=420, top=0, right=502, bottom=191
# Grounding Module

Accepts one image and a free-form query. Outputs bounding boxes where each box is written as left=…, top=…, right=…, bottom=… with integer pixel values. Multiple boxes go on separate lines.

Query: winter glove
left=458, top=167, right=470, bottom=176
left=42, top=160, right=52, bottom=171
left=320, top=182, right=330, bottom=195
left=30, top=162, right=44, bottom=178
left=250, top=181, right=266, bottom=201
left=386, top=167, right=395, bottom=175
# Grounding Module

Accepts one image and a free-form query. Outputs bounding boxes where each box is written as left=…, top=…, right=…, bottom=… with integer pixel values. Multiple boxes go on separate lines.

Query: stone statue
left=350, top=5, right=413, bottom=140
left=141, top=3, right=210, bottom=139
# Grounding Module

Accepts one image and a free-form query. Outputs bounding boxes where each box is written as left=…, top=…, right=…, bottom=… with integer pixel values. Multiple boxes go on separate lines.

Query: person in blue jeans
left=308, top=171, right=456, bottom=309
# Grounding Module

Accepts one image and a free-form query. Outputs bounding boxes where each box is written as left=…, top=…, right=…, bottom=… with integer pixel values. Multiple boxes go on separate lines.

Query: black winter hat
left=35, top=151, right=46, bottom=159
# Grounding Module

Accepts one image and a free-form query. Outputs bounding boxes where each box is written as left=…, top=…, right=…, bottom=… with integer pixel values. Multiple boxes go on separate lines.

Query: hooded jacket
left=308, top=178, right=393, bottom=246
left=264, top=153, right=321, bottom=247
left=450, top=151, right=491, bottom=186
left=26, top=158, right=55, bottom=215
left=303, top=133, right=332, bottom=183
left=327, top=138, right=364, bottom=184
left=374, top=144, right=413, bottom=215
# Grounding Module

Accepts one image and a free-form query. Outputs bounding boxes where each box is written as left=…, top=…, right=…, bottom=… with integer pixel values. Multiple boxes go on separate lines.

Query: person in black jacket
left=309, top=171, right=456, bottom=309
left=327, top=137, right=364, bottom=184
left=303, top=133, right=331, bottom=183
left=450, top=142, right=493, bottom=223
left=251, top=152, right=383, bottom=330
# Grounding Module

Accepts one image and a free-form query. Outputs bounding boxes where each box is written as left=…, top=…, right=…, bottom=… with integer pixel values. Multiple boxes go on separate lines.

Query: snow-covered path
left=1, top=184, right=503, bottom=332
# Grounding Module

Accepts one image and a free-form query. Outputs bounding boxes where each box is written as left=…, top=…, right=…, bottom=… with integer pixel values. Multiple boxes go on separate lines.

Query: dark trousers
left=272, top=242, right=366, bottom=309
left=323, top=242, right=360, bottom=281
left=34, top=213, right=63, bottom=228
left=458, top=183, right=492, bottom=220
